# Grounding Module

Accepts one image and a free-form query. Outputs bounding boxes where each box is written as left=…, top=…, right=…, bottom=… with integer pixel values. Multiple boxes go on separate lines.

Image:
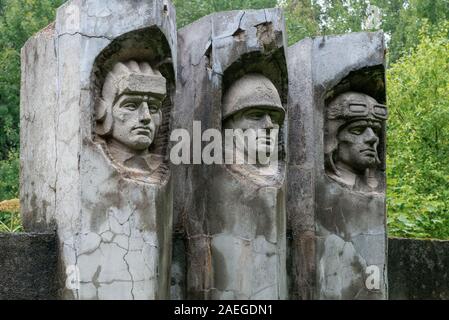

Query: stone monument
left=173, top=9, right=288, bottom=299
left=20, top=0, right=177, bottom=299
left=19, top=0, right=390, bottom=301
left=287, top=31, right=388, bottom=299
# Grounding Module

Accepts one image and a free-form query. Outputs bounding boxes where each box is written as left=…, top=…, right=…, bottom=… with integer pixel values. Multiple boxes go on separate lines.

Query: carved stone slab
left=287, top=31, right=387, bottom=299
left=20, top=0, right=177, bottom=299
left=173, top=8, right=288, bottom=299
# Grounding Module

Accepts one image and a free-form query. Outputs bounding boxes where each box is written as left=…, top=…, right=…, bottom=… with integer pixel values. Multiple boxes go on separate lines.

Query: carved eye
left=372, top=124, right=382, bottom=135
left=149, top=105, right=160, bottom=114
left=349, top=127, right=365, bottom=135
left=269, top=112, right=282, bottom=124
left=122, top=102, right=138, bottom=111
left=246, top=112, right=264, bottom=120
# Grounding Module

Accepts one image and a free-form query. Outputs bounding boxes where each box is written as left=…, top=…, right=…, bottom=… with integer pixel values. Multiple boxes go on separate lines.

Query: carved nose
left=364, top=127, right=378, bottom=145
left=262, top=114, right=274, bottom=129
left=139, top=102, right=151, bottom=124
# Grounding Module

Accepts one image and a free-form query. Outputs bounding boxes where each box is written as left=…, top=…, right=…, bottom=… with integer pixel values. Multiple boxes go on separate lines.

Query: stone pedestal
left=0, top=233, right=58, bottom=300
left=287, top=31, right=388, bottom=299
left=173, top=9, right=288, bottom=299
left=20, top=0, right=176, bottom=299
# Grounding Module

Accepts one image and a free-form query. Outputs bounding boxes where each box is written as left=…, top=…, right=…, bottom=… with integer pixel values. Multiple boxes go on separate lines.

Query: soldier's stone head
left=222, top=73, right=285, bottom=166
left=95, top=60, right=166, bottom=153
left=325, top=91, right=387, bottom=182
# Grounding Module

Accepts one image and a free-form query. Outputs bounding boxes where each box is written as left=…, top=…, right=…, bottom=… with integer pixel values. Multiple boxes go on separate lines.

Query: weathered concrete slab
left=20, top=0, right=177, bottom=299
left=0, top=235, right=446, bottom=299
left=388, top=238, right=449, bottom=300
left=287, top=31, right=387, bottom=299
left=0, top=233, right=58, bottom=300
left=286, top=37, right=315, bottom=300
left=174, top=8, right=288, bottom=299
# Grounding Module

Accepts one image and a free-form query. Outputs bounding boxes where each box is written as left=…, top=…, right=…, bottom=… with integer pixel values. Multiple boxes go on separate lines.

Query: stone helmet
left=95, top=60, right=167, bottom=136
left=222, top=73, right=285, bottom=122
left=325, top=91, right=388, bottom=173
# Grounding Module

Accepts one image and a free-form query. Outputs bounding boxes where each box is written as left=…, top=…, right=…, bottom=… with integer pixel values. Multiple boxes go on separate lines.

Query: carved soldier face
left=326, top=91, right=387, bottom=181
left=224, top=107, right=283, bottom=160
left=111, top=93, right=163, bottom=151
left=95, top=60, right=167, bottom=155
left=336, top=119, right=381, bottom=173
left=222, top=74, right=285, bottom=166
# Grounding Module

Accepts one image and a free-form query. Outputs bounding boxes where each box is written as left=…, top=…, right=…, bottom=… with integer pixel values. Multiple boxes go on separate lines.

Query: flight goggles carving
left=328, top=101, right=388, bottom=121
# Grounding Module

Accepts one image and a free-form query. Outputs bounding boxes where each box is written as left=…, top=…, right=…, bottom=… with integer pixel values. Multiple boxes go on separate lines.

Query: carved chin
left=131, top=135, right=153, bottom=149
left=356, top=156, right=377, bottom=169
left=361, top=152, right=377, bottom=162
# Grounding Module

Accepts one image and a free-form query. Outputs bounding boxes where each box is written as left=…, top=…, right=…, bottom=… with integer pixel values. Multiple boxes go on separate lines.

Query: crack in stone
left=263, top=9, right=268, bottom=24
left=250, top=283, right=276, bottom=298
left=210, top=233, right=278, bottom=246
left=58, top=31, right=113, bottom=41
left=237, top=11, right=246, bottom=32
left=122, top=209, right=135, bottom=299
left=80, top=279, right=151, bottom=285
left=53, top=32, right=61, bottom=261
left=92, top=265, right=101, bottom=299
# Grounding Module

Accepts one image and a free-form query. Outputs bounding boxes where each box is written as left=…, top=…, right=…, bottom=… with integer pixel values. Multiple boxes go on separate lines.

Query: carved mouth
left=132, top=127, right=152, bottom=136
left=360, top=148, right=376, bottom=156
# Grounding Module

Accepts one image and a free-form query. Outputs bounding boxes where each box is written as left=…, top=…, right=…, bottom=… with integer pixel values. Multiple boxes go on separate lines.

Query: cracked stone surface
left=173, top=8, right=288, bottom=300
left=20, top=1, right=391, bottom=301
left=20, top=0, right=176, bottom=300
left=287, top=31, right=387, bottom=299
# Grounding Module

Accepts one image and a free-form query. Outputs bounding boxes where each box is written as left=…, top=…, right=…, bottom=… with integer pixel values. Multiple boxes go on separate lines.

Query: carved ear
left=95, top=98, right=107, bottom=121
left=95, top=98, right=112, bottom=136
left=95, top=115, right=113, bottom=137
left=325, top=151, right=340, bottom=177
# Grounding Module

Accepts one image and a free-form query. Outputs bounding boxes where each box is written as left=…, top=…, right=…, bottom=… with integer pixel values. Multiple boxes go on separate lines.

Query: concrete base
left=0, top=233, right=58, bottom=300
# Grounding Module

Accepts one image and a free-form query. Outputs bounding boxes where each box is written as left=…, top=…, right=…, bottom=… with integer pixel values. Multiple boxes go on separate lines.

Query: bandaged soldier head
left=95, top=60, right=167, bottom=172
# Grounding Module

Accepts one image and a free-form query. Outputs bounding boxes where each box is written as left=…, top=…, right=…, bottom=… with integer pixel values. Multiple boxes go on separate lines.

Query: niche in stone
left=92, top=28, right=174, bottom=183
left=324, top=68, right=387, bottom=192
left=221, top=52, right=288, bottom=185
left=222, top=73, right=285, bottom=176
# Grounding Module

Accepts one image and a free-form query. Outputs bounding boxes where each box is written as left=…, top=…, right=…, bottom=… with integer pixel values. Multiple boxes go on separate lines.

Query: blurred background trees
left=0, top=0, right=64, bottom=201
left=387, top=22, right=449, bottom=238
left=0, top=0, right=448, bottom=238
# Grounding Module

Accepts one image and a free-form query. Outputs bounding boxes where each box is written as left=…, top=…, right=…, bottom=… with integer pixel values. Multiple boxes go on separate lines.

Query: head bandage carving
left=95, top=60, right=167, bottom=136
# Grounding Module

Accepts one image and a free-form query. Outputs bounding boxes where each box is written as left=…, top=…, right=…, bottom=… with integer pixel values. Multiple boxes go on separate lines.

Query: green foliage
left=0, top=0, right=64, bottom=161
left=381, top=0, right=449, bottom=63
left=387, top=22, right=449, bottom=239
left=282, top=0, right=321, bottom=45
left=318, top=0, right=369, bottom=34
left=283, top=0, right=449, bottom=63
left=0, top=150, right=19, bottom=200
left=0, top=198, right=22, bottom=232
left=0, top=210, right=22, bottom=232
left=0, top=0, right=64, bottom=229
left=0, top=0, right=64, bottom=197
